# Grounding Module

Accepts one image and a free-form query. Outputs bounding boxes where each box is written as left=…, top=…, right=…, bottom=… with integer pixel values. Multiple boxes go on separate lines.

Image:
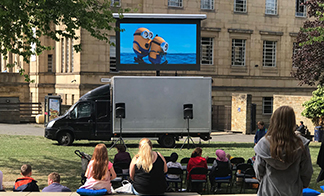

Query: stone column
left=231, top=93, right=252, bottom=134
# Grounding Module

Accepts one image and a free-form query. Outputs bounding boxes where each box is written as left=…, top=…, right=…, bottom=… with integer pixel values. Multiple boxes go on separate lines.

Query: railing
left=0, top=102, right=42, bottom=123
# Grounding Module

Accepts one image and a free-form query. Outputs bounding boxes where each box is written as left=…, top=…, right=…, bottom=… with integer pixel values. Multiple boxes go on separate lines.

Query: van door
left=69, top=101, right=94, bottom=139
left=94, top=100, right=112, bottom=140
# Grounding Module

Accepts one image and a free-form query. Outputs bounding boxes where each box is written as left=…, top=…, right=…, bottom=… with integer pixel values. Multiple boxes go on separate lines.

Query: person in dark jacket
left=114, top=144, right=131, bottom=165
left=254, top=121, right=267, bottom=145
left=42, top=172, right=71, bottom=192
left=13, top=164, right=39, bottom=192
left=296, top=121, right=306, bottom=135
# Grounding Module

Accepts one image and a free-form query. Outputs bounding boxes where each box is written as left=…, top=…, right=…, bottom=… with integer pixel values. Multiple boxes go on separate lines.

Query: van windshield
left=66, top=102, right=78, bottom=115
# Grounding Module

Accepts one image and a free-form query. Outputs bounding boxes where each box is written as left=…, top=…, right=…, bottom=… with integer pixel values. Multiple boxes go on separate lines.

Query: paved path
left=0, top=123, right=255, bottom=143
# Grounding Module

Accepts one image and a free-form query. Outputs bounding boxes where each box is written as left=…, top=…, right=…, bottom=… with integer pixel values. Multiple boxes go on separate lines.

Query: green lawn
left=0, top=134, right=323, bottom=194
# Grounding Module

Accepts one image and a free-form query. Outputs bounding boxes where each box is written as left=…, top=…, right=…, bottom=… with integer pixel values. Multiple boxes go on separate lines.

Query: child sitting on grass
left=79, top=143, right=116, bottom=194
left=13, top=164, right=39, bottom=192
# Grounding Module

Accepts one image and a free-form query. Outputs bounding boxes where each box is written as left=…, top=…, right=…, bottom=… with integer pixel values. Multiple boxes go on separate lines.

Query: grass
left=0, top=134, right=323, bottom=194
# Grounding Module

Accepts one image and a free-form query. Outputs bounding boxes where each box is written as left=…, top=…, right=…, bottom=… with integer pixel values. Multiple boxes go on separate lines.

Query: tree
left=302, top=85, right=324, bottom=125
left=292, top=0, right=324, bottom=86
left=0, top=0, right=130, bottom=82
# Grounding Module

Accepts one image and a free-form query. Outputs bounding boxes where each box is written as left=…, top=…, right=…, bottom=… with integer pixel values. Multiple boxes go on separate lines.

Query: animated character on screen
left=133, top=28, right=154, bottom=63
left=149, top=35, right=169, bottom=65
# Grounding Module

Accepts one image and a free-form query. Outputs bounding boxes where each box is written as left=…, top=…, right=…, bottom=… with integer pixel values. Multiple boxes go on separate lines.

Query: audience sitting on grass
left=13, top=164, right=39, bottom=192
left=42, top=172, right=71, bottom=192
left=79, top=143, right=116, bottom=194
left=187, top=147, right=208, bottom=192
left=130, top=138, right=167, bottom=195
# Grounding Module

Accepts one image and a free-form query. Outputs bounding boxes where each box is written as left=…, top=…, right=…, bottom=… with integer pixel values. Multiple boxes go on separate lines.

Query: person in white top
left=166, top=152, right=182, bottom=179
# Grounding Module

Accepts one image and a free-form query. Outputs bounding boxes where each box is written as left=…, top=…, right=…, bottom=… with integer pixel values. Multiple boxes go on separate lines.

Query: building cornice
left=259, top=30, right=284, bottom=36
left=228, top=28, right=253, bottom=34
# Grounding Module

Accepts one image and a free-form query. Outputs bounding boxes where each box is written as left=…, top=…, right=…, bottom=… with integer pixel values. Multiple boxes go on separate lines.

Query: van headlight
left=47, top=120, right=55, bottom=128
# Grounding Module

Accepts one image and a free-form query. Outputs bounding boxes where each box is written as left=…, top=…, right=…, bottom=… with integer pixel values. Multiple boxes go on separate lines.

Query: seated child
left=13, top=164, right=39, bottom=192
left=166, top=152, right=182, bottom=179
left=42, top=172, right=71, bottom=192
left=80, top=144, right=116, bottom=194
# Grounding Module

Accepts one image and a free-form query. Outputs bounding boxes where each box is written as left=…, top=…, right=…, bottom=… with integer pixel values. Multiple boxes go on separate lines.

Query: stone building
left=2, top=0, right=316, bottom=130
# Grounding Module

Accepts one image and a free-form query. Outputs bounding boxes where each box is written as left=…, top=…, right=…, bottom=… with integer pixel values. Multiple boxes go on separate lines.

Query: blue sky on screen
left=120, top=23, right=197, bottom=54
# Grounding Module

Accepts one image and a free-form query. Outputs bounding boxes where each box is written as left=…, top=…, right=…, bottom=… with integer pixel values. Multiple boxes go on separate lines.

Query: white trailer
left=111, top=76, right=212, bottom=147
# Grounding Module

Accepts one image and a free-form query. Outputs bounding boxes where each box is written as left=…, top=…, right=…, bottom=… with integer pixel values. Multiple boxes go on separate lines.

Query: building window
left=201, top=0, right=214, bottom=10
left=263, top=97, right=273, bottom=115
left=168, top=0, right=183, bottom=7
left=110, top=36, right=116, bottom=71
left=234, top=0, right=247, bottom=13
left=201, top=37, right=213, bottom=65
left=296, top=0, right=306, bottom=17
left=71, top=39, right=74, bottom=72
left=111, top=0, right=120, bottom=6
left=263, top=41, right=276, bottom=67
left=61, top=38, right=64, bottom=73
left=72, top=94, right=75, bottom=105
left=64, top=94, right=67, bottom=105
left=66, top=38, right=69, bottom=73
left=265, top=0, right=277, bottom=15
left=48, top=55, right=53, bottom=72
left=231, top=39, right=246, bottom=66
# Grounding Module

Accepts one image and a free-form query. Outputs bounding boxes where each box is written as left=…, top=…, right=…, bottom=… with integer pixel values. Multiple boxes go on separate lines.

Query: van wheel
left=160, top=135, right=175, bottom=148
left=58, top=132, right=74, bottom=146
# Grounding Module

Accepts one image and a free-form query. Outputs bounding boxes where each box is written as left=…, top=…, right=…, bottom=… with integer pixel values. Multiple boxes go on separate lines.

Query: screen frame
left=115, top=18, right=201, bottom=71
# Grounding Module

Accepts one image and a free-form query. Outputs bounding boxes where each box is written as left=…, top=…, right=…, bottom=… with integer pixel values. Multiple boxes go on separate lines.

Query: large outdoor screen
left=115, top=18, right=201, bottom=71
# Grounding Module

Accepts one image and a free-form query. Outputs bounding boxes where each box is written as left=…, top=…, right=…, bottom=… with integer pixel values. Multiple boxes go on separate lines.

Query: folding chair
left=210, top=161, right=232, bottom=193
left=207, top=157, right=216, bottom=165
left=235, top=163, right=253, bottom=187
left=113, top=162, right=130, bottom=180
left=164, top=156, right=171, bottom=163
left=166, top=168, right=183, bottom=191
left=241, top=168, right=259, bottom=193
left=187, top=167, right=208, bottom=193
left=111, top=166, right=123, bottom=187
left=180, top=157, right=190, bottom=165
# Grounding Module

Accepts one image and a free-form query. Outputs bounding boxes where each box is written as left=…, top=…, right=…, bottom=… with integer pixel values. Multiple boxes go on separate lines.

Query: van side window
left=71, top=102, right=92, bottom=119
left=96, top=101, right=109, bottom=122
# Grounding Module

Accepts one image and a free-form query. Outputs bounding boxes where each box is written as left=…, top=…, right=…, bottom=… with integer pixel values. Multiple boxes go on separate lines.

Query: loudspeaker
left=183, top=104, right=193, bottom=119
left=115, top=103, right=125, bottom=118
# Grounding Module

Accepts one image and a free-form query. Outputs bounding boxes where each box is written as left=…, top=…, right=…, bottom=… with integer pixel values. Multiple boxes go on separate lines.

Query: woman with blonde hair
left=80, top=143, right=116, bottom=193
left=254, top=106, right=313, bottom=196
left=129, top=138, right=167, bottom=195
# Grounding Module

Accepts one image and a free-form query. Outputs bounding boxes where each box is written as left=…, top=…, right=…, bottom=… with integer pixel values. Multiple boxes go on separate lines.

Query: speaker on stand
left=180, top=104, right=195, bottom=150
left=109, top=103, right=127, bottom=151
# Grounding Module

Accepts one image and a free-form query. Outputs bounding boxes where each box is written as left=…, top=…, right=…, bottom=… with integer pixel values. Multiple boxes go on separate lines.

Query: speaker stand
left=109, top=118, right=127, bottom=151
left=180, top=118, right=195, bottom=150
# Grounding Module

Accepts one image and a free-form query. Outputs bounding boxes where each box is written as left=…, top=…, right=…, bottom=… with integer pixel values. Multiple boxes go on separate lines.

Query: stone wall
left=231, top=93, right=252, bottom=134
left=273, top=95, right=314, bottom=134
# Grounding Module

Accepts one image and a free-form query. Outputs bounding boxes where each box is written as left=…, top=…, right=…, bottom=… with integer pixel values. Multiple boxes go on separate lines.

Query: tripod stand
left=180, top=117, right=195, bottom=150
left=109, top=117, right=127, bottom=151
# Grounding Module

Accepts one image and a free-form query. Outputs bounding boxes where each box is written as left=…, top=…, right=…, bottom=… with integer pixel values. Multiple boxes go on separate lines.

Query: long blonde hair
left=91, top=143, right=109, bottom=180
left=266, top=106, right=304, bottom=163
left=134, top=138, right=154, bottom=173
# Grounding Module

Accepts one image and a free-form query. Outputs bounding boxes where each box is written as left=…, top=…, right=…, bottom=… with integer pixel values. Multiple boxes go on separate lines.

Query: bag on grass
left=114, top=180, right=133, bottom=194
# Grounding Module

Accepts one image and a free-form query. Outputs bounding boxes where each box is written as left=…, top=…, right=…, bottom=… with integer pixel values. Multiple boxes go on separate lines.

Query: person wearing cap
left=209, top=149, right=232, bottom=192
